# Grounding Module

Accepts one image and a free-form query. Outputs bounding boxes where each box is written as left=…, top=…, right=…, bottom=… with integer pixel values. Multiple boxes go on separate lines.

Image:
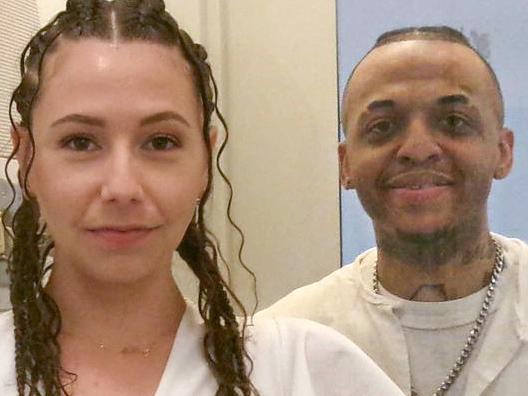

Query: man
left=258, top=27, right=528, bottom=396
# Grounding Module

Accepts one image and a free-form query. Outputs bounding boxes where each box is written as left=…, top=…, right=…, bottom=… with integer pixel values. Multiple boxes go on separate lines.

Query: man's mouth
left=385, top=171, right=454, bottom=190
left=404, top=183, right=449, bottom=190
left=384, top=171, right=455, bottom=205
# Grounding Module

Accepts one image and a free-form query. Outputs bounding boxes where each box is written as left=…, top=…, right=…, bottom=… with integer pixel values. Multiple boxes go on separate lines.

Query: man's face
left=339, top=40, right=513, bottom=240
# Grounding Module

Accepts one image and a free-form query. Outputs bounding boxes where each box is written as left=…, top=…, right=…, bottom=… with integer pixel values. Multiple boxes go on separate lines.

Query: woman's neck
left=45, top=260, right=186, bottom=349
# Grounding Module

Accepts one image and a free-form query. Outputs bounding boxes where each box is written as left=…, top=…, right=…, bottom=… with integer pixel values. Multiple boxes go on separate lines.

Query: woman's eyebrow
left=139, top=111, right=191, bottom=128
left=51, top=113, right=105, bottom=128
left=49, top=111, right=192, bottom=129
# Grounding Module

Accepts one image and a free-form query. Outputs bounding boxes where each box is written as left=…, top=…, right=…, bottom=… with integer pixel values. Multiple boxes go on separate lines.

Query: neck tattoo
left=372, top=236, right=505, bottom=396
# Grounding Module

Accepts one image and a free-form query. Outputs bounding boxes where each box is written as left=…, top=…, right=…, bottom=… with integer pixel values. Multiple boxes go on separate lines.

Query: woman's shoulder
left=0, top=310, right=15, bottom=358
left=247, top=316, right=379, bottom=366
left=0, top=311, right=14, bottom=348
left=246, top=316, right=404, bottom=395
left=0, top=311, right=17, bottom=395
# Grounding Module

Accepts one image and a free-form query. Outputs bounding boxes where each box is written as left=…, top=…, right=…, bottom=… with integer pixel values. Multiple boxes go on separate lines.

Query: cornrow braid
left=172, top=28, right=258, bottom=390
left=9, top=198, right=63, bottom=395
left=6, top=1, right=257, bottom=395
left=9, top=11, right=73, bottom=393
left=178, top=224, right=254, bottom=395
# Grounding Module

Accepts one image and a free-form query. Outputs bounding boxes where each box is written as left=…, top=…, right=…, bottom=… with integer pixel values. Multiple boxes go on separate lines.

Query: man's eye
left=441, top=114, right=471, bottom=135
left=366, top=119, right=396, bottom=141
left=144, top=135, right=180, bottom=151
left=62, top=136, right=98, bottom=151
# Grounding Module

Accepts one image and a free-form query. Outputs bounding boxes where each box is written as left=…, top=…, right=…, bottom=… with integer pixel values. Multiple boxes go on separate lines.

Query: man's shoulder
left=257, top=249, right=376, bottom=320
left=493, top=233, right=528, bottom=278
left=494, top=233, right=528, bottom=262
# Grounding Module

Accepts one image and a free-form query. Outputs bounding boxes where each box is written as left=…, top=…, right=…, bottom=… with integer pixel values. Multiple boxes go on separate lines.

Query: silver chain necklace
left=372, top=238, right=505, bottom=396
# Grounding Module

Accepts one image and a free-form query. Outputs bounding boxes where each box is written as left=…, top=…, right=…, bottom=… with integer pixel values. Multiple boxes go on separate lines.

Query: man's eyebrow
left=139, top=111, right=191, bottom=128
left=437, top=94, right=470, bottom=106
left=367, top=99, right=395, bottom=111
left=51, top=114, right=105, bottom=128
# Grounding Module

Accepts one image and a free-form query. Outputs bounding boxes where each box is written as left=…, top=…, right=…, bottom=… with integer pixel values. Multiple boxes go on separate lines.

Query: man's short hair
left=375, top=26, right=471, bottom=47
left=343, top=26, right=504, bottom=128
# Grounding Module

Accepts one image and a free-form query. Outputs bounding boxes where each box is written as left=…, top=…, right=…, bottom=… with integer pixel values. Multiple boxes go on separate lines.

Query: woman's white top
left=0, top=304, right=403, bottom=395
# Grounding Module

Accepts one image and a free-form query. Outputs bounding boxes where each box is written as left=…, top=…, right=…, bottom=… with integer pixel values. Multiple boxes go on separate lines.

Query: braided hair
left=6, top=1, right=257, bottom=394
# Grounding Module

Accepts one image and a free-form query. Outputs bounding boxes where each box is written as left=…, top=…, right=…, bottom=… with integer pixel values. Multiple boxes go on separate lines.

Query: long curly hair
left=5, top=0, right=258, bottom=395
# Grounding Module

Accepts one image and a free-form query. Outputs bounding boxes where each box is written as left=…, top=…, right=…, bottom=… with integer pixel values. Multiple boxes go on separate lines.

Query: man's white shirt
left=259, top=234, right=528, bottom=395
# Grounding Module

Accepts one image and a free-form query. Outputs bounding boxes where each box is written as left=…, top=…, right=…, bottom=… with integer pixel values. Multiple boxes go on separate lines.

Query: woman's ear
left=10, top=125, right=33, bottom=184
left=208, top=125, right=218, bottom=150
left=199, top=126, right=219, bottom=195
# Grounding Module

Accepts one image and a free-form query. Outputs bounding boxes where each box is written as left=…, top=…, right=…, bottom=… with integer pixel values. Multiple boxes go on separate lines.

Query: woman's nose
left=99, top=150, right=145, bottom=203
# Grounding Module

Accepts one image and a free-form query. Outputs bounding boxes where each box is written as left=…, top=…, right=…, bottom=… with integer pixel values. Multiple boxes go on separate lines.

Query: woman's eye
left=62, top=136, right=98, bottom=151
left=144, top=135, right=180, bottom=151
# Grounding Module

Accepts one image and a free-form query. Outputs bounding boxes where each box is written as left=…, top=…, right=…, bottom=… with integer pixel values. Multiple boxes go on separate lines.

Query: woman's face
left=24, top=38, right=210, bottom=284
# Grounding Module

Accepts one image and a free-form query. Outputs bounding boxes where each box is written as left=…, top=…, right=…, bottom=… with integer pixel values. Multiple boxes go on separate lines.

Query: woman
left=0, top=1, right=403, bottom=395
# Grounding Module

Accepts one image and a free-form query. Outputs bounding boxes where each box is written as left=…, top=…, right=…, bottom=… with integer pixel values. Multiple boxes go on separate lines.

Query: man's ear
left=494, top=128, right=514, bottom=180
left=10, top=125, right=33, bottom=183
left=338, top=141, right=355, bottom=190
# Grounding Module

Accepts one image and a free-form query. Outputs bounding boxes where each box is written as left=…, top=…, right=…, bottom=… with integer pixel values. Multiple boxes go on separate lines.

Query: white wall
left=35, top=0, right=341, bottom=310
left=217, top=1, right=341, bottom=308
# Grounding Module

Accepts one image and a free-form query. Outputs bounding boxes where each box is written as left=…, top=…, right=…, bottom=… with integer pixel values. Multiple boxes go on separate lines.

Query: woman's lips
left=87, top=227, right=156, bottom=249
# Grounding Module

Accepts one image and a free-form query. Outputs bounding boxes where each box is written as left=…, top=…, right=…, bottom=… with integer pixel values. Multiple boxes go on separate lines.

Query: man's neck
left=376, top=231, right=495, bottom=301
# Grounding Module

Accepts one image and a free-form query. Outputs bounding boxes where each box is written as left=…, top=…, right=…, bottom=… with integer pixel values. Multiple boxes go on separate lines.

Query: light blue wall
left=338, top=0, right=528, bottom=264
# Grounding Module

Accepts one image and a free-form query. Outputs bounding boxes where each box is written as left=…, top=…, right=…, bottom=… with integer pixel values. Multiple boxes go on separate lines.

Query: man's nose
left=396, top=117, right=443, bottom=166
left=100, top=150, right=145, bottom=203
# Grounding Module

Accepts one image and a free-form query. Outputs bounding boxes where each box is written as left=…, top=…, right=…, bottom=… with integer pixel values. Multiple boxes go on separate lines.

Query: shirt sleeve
left=248, top=316, right=404, bottom=396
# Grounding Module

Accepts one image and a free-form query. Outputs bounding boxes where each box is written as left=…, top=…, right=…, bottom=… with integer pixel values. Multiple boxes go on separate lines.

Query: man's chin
left=395, top=227, right=452, bottom=244
left=381, top=218, right=453, bottom=241
left=376, top=222, right=455, bottom=246
left=377, top=221, right=485, bottom=269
